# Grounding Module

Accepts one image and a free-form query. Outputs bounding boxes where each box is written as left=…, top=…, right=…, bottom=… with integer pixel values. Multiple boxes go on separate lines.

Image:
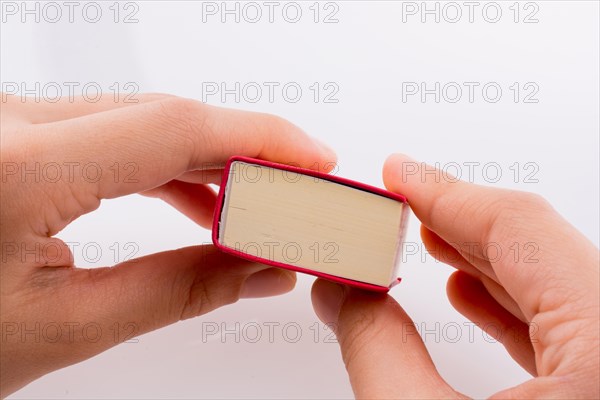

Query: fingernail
left=312, top=136, right=337, bottom=162
left=240, top=268, right=297, bottom=299
left=311, top=279, right=346, bottom=324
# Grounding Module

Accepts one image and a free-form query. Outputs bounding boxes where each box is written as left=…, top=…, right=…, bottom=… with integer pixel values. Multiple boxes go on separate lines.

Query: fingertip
left=239, top=268, right=297, bottom=299
left=311, top=279, right=346, bottom=325
left=313, top=280, right=457, bottom=398
left=382, top=153, right=417, bottom=193
left=446, top=270, right=462, bottom=300
left=446, top=270, right=482, bottom=311
left=142, top=181, right=217, bottom=229
left=310, top=136, right=338, bottom=168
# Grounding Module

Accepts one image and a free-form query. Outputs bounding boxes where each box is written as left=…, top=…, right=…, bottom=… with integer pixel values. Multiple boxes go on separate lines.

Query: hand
left=0, top=93, right=336, bottom=397
left=311, top=154, right=599, bottom=399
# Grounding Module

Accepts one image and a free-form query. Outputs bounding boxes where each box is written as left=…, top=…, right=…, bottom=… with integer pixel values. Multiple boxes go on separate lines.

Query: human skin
left=0, top=93, right=336, bottom=397
left=2, top=94, right=598, bottom=399
left=312, top=154, right=600, bottom=399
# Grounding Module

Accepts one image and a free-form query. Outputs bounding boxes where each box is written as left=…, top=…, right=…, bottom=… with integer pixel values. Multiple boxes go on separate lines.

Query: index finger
left=18, top=97, right=336, bottom=202
left=383, top=153, right=525, bottom=250
left=383, top=153, right=598, bottom=320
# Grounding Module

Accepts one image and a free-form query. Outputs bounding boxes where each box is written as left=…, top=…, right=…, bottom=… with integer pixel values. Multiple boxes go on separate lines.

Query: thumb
left=60, top=246, right=296, bottom=360
left=311, top=279, right=463, bottom=399
left=5, top=245, right=297, bottom=392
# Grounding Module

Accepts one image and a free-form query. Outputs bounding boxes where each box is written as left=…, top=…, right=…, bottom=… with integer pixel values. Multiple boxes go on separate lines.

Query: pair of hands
left=1, top=94, right=598, bottom=398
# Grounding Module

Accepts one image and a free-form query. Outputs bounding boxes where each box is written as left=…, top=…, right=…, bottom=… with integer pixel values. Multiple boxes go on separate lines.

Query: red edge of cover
left=211, top=156, right=408, bottom=293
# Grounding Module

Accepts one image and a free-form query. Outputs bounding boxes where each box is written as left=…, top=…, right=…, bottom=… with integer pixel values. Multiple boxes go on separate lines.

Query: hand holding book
left=0, top=96, right=336, bottom=396
left=2, top=94, right=597, bottom=399
left=311, top=153, right=600, bottom=399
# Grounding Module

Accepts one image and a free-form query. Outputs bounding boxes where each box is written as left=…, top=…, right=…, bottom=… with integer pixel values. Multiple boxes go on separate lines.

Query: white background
left=2, top=1, right=599, bottom=398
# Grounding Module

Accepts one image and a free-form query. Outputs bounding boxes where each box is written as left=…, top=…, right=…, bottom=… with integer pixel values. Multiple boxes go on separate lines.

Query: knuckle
left=154, top=97, right=207, bottom=163
left=178, top=273, right=215, bottom=321
left=493, top=190, right=552, bottom=226
left=177, top=254, right=244, bottom=321
left=484, top=190, right=553, bottom=245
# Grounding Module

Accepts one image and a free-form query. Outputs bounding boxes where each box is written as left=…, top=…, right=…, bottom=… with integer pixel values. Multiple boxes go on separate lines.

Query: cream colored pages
left=220, top=162, right=404, bottom=287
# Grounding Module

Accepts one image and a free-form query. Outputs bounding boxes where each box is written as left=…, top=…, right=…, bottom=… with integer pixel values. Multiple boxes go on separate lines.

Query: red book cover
left=212, top=156, right=409, bottom=292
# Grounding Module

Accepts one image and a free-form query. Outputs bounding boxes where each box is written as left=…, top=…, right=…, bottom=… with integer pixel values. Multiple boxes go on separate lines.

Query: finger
left=383, top=153, right=599, bottom=321
left=491, top=376, right=596, bottom=400
left=25, top=98, right=336, bottom=226
left=141, top=180, right=217, bottom=228
left=311, top=279, right=463, bottom=399
left=175, top=169, right=223, bottom=185
left=59, top=246, right=296, bottom=361
left=383, top=154, right=519, bottom=262
left=421, top=225, right=494, bottom=281
left=479, top=275, right=527, bottom=323
left=422, top=226, right=526, bottom=321
left=7, top=93, right=173, bottom=124
left=447, top=271, right=536, bottom=375
left=1, top=235, right=75, bottom=270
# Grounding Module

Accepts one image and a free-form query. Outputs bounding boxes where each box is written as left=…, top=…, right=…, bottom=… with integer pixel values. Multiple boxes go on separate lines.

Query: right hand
left=312, top=153, right=600, bottom=399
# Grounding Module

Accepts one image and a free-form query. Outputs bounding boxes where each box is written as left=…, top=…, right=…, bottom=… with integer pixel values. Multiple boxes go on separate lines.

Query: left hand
left=0, top=93, right=336, bottom=397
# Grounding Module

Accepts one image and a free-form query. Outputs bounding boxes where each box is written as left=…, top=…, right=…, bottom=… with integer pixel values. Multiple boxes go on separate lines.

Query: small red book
left=212, top=156, right=409, bottom=292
